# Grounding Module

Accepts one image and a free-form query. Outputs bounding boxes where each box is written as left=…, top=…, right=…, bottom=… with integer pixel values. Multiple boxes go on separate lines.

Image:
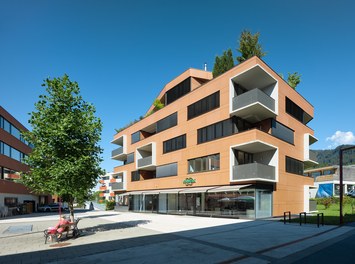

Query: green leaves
left=21, top=75, right=104, bottom=210
left=287, top=72, right=301, bottom=89
left=212, top=48, right=235, bottom=78
left=236, top=30, right=266, bottom=63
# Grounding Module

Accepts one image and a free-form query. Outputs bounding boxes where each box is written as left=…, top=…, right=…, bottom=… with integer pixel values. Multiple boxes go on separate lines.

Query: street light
left=339, top=145, right=355, bottom=225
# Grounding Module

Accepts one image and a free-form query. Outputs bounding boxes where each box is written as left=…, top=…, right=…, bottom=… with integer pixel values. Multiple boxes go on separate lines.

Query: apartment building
left=304, top=165, right=355, bottom=197
left=111, top=56, right=317, bottom=218
left=0, top=106, right=51, bottom=214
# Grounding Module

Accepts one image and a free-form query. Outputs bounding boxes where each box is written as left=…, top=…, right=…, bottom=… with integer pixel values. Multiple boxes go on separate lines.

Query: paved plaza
left=0, top=209, right=354, bottom=263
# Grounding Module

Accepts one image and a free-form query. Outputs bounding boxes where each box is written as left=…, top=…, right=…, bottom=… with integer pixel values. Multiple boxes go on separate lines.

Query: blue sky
left=1, top=0, right=355, bottom=174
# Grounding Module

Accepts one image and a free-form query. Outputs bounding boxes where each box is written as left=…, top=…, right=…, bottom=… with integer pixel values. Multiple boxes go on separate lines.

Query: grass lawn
left=286, top=203, right=355, bottom=225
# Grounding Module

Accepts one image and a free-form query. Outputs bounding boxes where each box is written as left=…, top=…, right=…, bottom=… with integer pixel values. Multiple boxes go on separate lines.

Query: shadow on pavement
left=83, top=220, right=151, bottom=233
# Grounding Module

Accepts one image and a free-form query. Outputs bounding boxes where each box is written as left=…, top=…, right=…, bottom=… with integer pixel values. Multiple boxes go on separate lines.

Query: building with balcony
left=305, top=165, right=355, bottom=198
left=111, top=56, right=317, bottom=218
left=0, top=106, right=51, bottom=214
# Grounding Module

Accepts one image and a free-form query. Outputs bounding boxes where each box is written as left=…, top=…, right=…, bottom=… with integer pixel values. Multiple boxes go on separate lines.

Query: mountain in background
left=310, top=145, right=355, bottom=168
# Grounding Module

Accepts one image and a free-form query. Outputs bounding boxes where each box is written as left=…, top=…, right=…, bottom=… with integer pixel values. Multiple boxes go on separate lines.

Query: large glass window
left=163, top=134, right=186, bottom=153
left=165, top=77, right=191, bottom=105
left=11, top=148, right=21, bottom=161
left=286, top=156, right=304, bottom=175
left=3, top=142, right=11, bottom=157
left=131, top=131, right=141, bottom=144
left=131, top=171, right=140, bottom=181
left=156, top=112, right=177, bottom=133
left=124, top=153, right=134, bottom=165
left=188, top=154, right=220, bottom=173
left=187, top=91, right=220, bottom=120
left=285, top=97, right=312, bottom=125
left=197, top=118, right=237, bottom=144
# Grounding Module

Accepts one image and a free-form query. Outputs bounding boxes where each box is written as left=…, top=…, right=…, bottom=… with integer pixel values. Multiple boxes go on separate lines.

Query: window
left=2, top=142, right=11, bottom=157
left=234, top=150, right=253, bottom=165
left=4, top=197, right=18, bottom=207
left=285, top=97, right=312, bottom=125
left=197, top=118, right=237, bottom=144
left=131, top=131, right=141, bottom=144
left=163, top=134, right=186, bottom=153
left=271, top=119, right=294, bottom=144
left=131, top=171, right=140, bottom=182
left=124, top=153, right=134, bottom=165
left=311, top=171, right=321, bottom=177
left=11, top=148, right=21, bottom=161
left=156, top=112, right=177, bottom=133
left=166, top=78, right=191, bottom=105
left=323, top=169, right=335, bottom=175
left=188, top=154, right=220, bottom=173
left=156, top=162, right=178, bottom=178
left=3, top=119, right=11, bottom=133
left=187, top=91, right=220, bottom=120
left=286, top=156, right=304, bottom=175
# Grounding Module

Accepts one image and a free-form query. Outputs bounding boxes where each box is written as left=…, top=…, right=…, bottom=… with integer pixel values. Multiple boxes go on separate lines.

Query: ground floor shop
left=122, top=185, right=273, bottom=219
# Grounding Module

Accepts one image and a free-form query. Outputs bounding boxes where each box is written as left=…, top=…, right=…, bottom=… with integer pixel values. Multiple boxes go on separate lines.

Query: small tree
left=287, top=72, right=301, bottom=89
left=236, top=30, right=266, bottom=63
left=212, top=49, right=234, bottom=78
left=21, top=75, right=104, bottom=221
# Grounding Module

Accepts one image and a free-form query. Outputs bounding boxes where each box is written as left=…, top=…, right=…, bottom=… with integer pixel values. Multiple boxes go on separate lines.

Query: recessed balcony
left=230, top=140, right=278, bottom=183
left=110, top=182, right=124, bottom=191
left=136, top=142, right=156, bottom=170
left=233, top=163, right=275, bottom=182
left=304, top=133, right=318, bottom=167
left=232, top=88, right=275, bottom=123
left=111, top=135, right=127, bottom=161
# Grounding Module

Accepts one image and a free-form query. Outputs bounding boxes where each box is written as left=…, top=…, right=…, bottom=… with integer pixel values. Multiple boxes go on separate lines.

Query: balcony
left=233, top=163, right=275, bottom=182
left=136, top=142, right=156, bottom=170
left=232, top=88, right=275, bottom=123
left=304, top=133, right=318, bottom=167
left=110, top=182, right=124, bottom=191
left=112, top=147, right=123, bottom=157
left=138, top=156, right=153, bottom=168
left=111, top=135, right=127, bottom=161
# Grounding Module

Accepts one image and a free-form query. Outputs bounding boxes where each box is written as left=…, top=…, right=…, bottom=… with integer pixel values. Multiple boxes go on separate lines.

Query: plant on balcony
left=236, top=30, right=267, bottom=63
left=114, top=115, right=144, bottom=133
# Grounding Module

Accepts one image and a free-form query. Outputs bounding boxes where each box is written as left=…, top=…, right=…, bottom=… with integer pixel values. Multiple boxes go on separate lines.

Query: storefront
left=126, top=185, right=273, bottom=219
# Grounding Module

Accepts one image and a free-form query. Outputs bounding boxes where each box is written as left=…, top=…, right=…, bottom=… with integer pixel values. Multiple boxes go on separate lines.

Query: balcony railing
left=110, top=182, right=124, bottom=190
left=138, top=156, right=153, bottom=168
left=309, top=150, right=317, bottom=162
left=111, top=147, right=124, bottom=157
left=233, top=163, right=275, bottom=181
left=232, top=88, right=275, bottom=112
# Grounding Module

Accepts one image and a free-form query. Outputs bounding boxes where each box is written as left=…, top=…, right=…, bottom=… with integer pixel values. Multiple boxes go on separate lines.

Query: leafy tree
left=236, top=30, right=266, bottom=63
left=287, top=72, right=301, bottom=89
left=21, top=75, right=104, bottom=221
left=212, top=49, right=234, bottom=78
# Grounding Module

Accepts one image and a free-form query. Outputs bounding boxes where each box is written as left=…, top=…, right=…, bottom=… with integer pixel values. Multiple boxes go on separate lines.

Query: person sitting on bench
left=48, top=215, right=71, bottom=241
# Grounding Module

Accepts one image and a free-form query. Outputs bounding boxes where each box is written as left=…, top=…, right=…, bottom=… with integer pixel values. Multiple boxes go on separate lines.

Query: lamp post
left=339, top=145, right=355, bottom=225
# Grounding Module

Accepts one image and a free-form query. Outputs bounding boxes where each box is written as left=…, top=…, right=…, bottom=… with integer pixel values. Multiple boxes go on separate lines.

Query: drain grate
left=3, top=225, right=33, bottom=234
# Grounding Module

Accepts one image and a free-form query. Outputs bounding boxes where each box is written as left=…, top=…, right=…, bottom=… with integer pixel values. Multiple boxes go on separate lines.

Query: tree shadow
left=82, top=220, right=151, bottom=233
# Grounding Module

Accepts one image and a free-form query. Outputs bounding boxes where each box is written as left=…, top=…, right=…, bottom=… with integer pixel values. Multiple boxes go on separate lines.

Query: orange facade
left=111, top=56, right=316, bottom=217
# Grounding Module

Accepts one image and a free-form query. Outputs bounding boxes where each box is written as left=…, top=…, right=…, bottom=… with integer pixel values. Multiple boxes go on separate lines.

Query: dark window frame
left=187, top=91, right=220, bottom=120
left=285, top=156, right=304, bottom=176
left=163, top=134, right=186, bottom=154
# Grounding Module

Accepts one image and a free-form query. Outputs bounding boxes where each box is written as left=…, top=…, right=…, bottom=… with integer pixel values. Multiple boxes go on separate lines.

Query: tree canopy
left=212, top=49, right=235, bottom=78
left=21, top=75, right=104, bottom=219
left=236, top=30, right=266, bottom=63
